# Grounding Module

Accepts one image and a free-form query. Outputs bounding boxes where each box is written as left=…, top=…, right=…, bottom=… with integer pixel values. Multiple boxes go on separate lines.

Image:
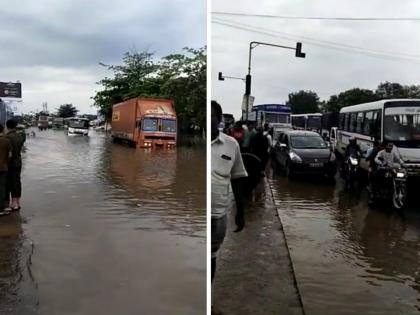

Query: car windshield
left=143, top=118, right=158, bottom=132
left=69, top=120, right=88, bottom=128
left=384, top=107, right=420, bottom=145
left=162, top=119, right=176, bottom=132
left=290, top=135, right=327, bottom=149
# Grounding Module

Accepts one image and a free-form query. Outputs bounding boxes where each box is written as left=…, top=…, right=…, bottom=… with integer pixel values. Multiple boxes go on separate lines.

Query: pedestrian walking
left=211, top=101, right=247, bottom=286
left=249, top=127, right=270, bottom=175
left=0, top=123, right=11, bottom=216
left=5, top=119, right=24, bottom=211
left=263, top=123, right=273, bottom=149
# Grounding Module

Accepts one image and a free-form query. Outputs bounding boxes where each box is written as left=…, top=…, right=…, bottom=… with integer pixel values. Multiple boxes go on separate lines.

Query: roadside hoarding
left=0, top=82, right=22, bottom=98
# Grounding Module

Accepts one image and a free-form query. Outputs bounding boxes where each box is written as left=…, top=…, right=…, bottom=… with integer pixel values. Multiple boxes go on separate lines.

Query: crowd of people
left=0, top=119, right=25, bottom=216
left=224, top=119, right=273, bottom=175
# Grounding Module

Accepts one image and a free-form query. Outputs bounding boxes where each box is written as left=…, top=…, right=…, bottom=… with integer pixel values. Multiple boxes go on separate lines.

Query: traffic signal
left=218, top=72, right=224, bottom=81
left=295, top=42, right=306, bottom=58
left=245, top=74, right=251, bottom=95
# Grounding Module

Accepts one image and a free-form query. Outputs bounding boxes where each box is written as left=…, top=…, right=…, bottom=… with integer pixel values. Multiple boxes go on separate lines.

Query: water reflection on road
left=269, top=170, right=420, bottom=315
left=0, top=130, right=206, bottom=314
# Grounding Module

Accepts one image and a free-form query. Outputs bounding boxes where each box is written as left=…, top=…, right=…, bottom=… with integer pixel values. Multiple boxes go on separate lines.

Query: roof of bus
left=291, top=113, right=322, bottom=117
left=64, top=117, right=89, bottom=121
left=340, top=99, right=420, bottom=113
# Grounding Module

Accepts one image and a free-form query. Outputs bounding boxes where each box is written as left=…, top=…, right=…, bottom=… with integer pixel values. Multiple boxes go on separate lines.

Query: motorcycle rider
left=345, top=137, right=362, bottom=159
left=371, top=142, right=405, bottom=205
left=342, top=137, right=362, bottom=176
left=374, top=142, right=403, bottom=169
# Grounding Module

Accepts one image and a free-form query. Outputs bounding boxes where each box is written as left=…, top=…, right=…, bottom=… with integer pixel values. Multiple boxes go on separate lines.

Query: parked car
left=273, top=130, right=337, bottom=179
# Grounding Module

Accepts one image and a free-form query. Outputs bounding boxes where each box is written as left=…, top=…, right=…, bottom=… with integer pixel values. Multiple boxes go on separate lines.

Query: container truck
left=111, top=97, right=177, bottom=148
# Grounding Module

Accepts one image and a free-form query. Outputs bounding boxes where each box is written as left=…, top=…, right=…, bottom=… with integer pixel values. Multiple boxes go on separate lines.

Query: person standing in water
left=0, top=123, right=11, bottom=216
left=5, top=119, right=24, bottom=211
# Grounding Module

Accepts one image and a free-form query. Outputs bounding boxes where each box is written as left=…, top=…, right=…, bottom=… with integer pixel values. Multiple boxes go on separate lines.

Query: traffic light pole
left=245, top=41, right=305, bottom=122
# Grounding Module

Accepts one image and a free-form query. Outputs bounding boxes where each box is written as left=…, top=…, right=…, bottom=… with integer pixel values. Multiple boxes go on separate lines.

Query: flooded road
left=0, top=130, right=206, bottom=315
left=269, top=169, right=420, bottom=315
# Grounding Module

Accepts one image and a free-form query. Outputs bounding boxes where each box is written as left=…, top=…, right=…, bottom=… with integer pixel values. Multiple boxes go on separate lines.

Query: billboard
left=252, top=104, right=291, bottom=113
left=0, top=82, right=22, bottom=98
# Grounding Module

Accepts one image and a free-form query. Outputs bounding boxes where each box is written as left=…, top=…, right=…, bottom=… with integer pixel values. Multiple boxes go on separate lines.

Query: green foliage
left=321, top=83, right=420, bottom=114
left=57, top=104, right=78, bottom=118
left=93, top=47, right=206, bottom=132
left=322, top=88, right=378, bottom=113
left=376, top=82, right=407, bottom=99
left=287, top=90, right=320, bottom=114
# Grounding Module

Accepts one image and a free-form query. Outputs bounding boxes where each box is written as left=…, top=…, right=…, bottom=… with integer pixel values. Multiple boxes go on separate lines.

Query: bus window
left=344, top=114, right=350, bottom=131
left=363, top=111, right=373, bottom=135
left=350, top=113, right=357, bottom=132
left=143, top=118, right=158, bottom=131
left=339, top=113, right=345, bottom=129
left=356, top=112, right=364, bottom=133
left=370, top=110, right=381, bottom=140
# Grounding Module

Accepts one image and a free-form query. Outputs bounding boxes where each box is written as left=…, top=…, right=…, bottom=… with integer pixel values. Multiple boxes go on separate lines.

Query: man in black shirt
left=0, top=124, right=11, bottom=216
left=5, top=119, right=24, bottom=211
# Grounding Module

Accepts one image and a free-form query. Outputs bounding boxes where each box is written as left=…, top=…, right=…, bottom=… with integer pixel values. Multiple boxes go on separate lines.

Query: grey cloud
left=212, top=0, right=420, bottom=119
left=0, top=0, right=205, bottom=113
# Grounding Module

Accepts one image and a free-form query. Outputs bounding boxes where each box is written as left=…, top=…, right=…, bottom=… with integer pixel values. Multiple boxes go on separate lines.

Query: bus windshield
left=307, top=116, right=322, bottom=129
left=162, top=119, right=176, bottom=132
left=69, top=119, right=89, bottom=128
left=143, top=118, right=158, bottom=132
left=265, top=113, right=290, bottom=124
left=384, top=107, right=420, bottom=146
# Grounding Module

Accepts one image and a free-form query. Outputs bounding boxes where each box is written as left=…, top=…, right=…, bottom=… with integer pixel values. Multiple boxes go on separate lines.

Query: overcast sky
left=211, top=0, right=420, bottom=119
left=0, top=0, right=205, bottom=115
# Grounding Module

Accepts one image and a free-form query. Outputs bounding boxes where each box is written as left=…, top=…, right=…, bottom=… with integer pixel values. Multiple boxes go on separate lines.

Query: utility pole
left=245, top=41, right=306, bottom=122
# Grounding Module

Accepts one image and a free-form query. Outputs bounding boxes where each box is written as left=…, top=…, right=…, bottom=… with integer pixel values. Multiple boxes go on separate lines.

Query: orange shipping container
left=111, top=97, right=177, bottom=148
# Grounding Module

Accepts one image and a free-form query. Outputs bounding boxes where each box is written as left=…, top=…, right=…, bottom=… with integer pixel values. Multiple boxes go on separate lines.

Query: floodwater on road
left=0, top=129, right=206, bottom=315
left=269, top=168, right=420, bottom=315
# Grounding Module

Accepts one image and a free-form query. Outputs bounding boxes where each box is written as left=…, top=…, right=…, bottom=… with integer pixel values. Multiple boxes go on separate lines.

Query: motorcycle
left=343, top=155, right=360, bottom=190
left=371, top=165, right=407, bottom=210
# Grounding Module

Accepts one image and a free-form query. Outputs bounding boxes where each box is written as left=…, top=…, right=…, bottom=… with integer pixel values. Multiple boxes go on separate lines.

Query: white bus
left=291, top=113, right=323, bottom=132
left=336, top=99, right=420, bottom=177
left=65, top=117, right=89, bottom=136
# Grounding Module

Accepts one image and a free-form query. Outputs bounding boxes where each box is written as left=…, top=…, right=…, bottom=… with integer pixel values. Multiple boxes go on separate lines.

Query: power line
left=212, top=11, right=420, bottom=21
left=213, top=17, right=420, bottom=59
left=212, top=18, right=420, bottom=65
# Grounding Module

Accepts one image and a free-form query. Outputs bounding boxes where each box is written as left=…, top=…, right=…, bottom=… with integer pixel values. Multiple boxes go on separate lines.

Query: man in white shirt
left=375, top=142, right=404, bottom=169
left=263, top=123, right=273, bottom=149
left=211, top=101, right=248, bottom=283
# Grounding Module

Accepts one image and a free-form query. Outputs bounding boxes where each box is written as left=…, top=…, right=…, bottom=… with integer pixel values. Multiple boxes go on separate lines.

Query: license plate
left=309, top=163, right=323, bottom=167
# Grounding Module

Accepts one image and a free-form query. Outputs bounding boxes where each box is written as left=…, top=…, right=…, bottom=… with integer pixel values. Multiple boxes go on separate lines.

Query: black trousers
left=6, top=166, right=22, bottom=199
left=0, top=171, right=6, bottom=210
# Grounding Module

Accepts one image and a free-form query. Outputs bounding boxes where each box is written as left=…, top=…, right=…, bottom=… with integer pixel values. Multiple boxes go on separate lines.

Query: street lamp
left=244, top=41, right=306, bottom=122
